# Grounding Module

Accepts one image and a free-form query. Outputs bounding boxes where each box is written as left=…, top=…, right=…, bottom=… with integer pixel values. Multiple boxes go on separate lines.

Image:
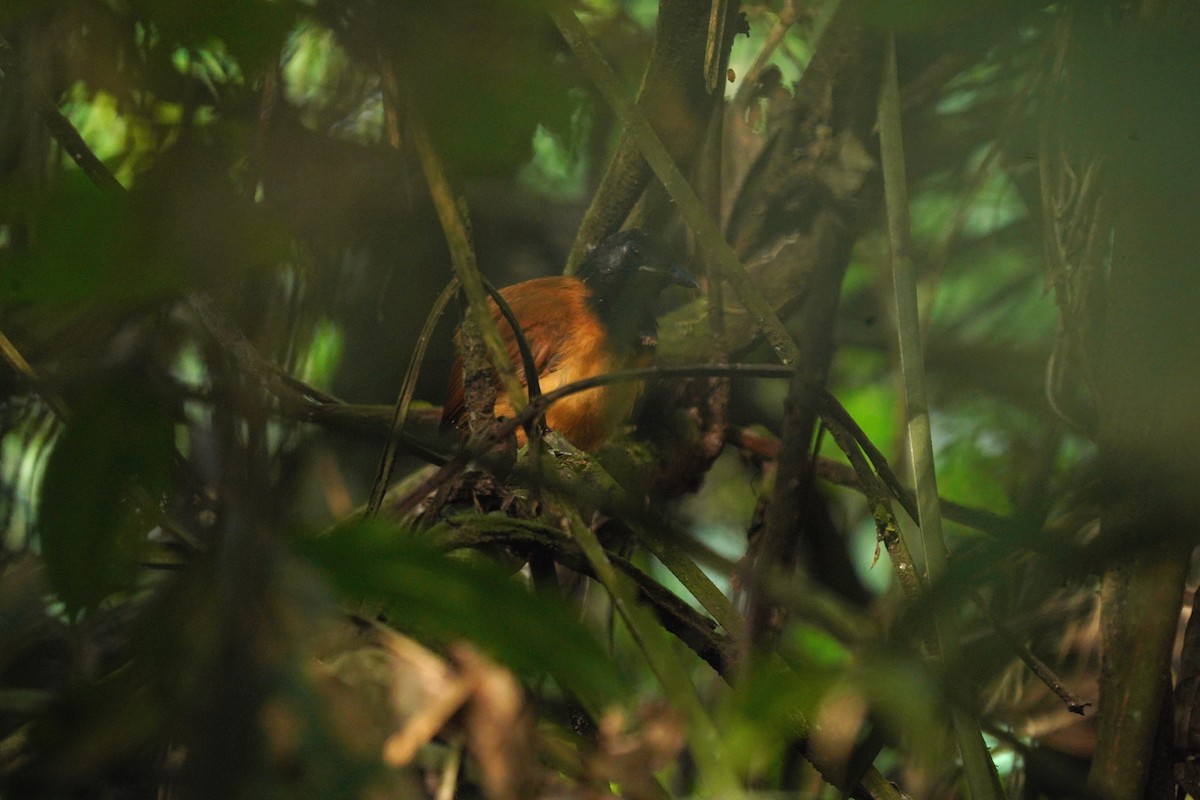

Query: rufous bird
left=441, top=229, right=698, bottom=451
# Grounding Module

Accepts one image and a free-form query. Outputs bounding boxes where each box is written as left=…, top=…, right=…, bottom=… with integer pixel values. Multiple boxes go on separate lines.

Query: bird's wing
left=440, top=277, right=588, bottom=430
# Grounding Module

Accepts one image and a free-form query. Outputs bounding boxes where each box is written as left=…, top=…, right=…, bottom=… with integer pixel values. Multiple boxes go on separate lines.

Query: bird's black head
left=576, top=230, right=697, bottom=350
left=578, top=229, right=696, bottom=297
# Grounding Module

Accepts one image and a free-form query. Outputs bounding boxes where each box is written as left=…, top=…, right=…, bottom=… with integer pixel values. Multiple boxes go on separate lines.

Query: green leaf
left=297, top=521, right=625, bottom=709
left=38, top=374, right=176, bottom=615
left=783, top=622, right=853, bottom=671
left=132, top=0, right=299, bottom=70
left=389, top=0, right=578, bottom=177
left=0, top=174, right=161, bottom=308
left=721, top=654, right=832, bottom=777
left=1, top=150, right=290, bottom=312
left=861, top=0, right=999, bottom=31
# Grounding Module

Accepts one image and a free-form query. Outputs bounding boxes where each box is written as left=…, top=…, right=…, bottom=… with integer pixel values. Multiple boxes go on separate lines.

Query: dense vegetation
left=2, top=1, right=1198, bottom=798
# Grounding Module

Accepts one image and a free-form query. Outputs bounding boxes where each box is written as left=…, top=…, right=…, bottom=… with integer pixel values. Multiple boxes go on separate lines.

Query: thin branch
left=820, top=412, right=923, bottom=600
left=734, top=428, right=1018, bottom=538
left=483, top=280, right=541, bottom=402
left=428, top=513, right=734, bottom=675
left=971, top=593, right=1090, bottom=715
left=367, top=278, right=460, bottom=517
left=0, top=329, right=70, bottom=419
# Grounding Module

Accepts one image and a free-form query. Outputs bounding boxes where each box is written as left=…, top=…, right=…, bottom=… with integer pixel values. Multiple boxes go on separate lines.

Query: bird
left=441, top=229, right=699, bottom=451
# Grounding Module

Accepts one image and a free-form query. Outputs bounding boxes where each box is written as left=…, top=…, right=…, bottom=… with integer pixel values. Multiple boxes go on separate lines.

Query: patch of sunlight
left=299, top=318, right=344, bottom=391
left=518, top=98, right=591, bottom=201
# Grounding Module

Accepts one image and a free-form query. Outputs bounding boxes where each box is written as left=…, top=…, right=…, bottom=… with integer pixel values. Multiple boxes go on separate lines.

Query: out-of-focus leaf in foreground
left=38, top=374, right=176, bottom=615
left=381, top=0, right=577, bottom=177
left=131, top=0, right=299, bottom=70
left=298, top=521, right=626, bottom=710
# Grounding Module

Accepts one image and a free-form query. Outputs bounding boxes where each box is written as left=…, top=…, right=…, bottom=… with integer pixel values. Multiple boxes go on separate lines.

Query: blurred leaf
left=0, top=173, right=172, bottom=309
left=931, top=246, right=1051, bottom=345
left=38, top=373, right=176, bottom=615
left=127, top=139, right=294, bottom=285
left=131, top=0, right=299, bottom=70
left=297, top=317, right=344, bottom=389
left=783, top=622, right=853, bottom=671
left=721, top=654, right=833, bottom=777
left=861, top=0, right=999, bottom=31
left=518, top=113, right=591, bottom=201
left=933, top=401, right=1030, bottom=520
left=384, top=0, right=579, bottom=177
left=1, top=142, right=289, bottom=314
left=297, top=521, right=626, bottom=709
left=0, top=0, right=60, bottom=25
left=856, top=654, right=947, bottom=767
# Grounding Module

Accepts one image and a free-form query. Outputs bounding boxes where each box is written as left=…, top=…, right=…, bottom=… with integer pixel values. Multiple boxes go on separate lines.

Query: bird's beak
left=668, top=263, right=700, bottom=289
left=640, top=263, right=699, bottom=289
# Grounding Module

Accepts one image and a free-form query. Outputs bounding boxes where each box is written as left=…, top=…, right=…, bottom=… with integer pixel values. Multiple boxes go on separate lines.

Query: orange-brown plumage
left=441, top=230, right=696, bottom=452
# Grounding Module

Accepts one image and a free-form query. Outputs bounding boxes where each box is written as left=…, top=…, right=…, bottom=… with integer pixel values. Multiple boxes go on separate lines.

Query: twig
left=733, top=428, right=1018, bottom=538
left=0, top=330, right=70, bottom=419
left=428, top=513, right=734, bottom=674
left=971, top=593, right=1090, bottom=715
left=483, top=280, right=541, bottom=401
left=557, top=507, right=742, bottom=796
left=434, top=738, right=464, bottom=800
left=820, top=412, right=923, bottom=600
left=366, top=278, right=460, bottom=517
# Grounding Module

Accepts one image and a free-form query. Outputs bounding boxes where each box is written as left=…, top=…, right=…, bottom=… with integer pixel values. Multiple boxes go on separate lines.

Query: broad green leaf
left=297, top=521, right=625, bottom=709
left=38, top=374, right=176, bottom=615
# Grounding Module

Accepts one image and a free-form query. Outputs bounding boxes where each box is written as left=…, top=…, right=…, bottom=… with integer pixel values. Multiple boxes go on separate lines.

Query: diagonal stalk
left=878, top=32, right=1003, bottom=800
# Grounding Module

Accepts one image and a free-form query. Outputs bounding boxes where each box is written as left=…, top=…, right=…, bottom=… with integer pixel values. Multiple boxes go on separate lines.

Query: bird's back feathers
left=440, top=276, right=649, bottom=451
